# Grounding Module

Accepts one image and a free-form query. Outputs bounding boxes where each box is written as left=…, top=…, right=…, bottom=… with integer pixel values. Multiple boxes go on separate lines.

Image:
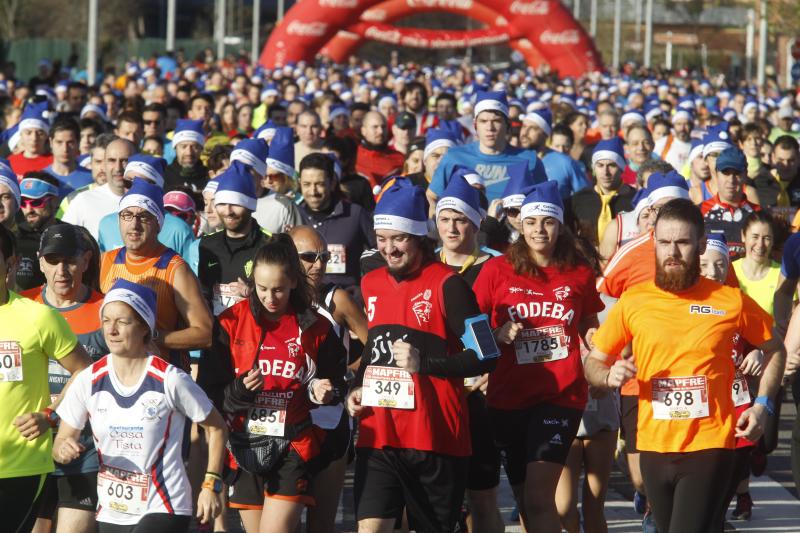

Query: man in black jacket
left=14, top=172, right=62, bottom=290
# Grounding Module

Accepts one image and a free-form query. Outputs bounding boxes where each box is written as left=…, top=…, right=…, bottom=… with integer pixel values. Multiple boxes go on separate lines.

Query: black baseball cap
left=394, top=111, right=417, bottom=130
left=39, top=224, right=87, bottom=257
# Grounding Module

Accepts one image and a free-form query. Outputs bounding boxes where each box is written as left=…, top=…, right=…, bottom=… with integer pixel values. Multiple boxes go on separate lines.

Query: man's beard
left=655, top=255, right=700, bottom=292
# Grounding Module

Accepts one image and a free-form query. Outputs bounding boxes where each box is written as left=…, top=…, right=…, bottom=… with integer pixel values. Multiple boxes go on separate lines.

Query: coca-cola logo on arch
left=406, top=0, right=472, bottom=9
left=509, top=0, right=549, bottom=16
left=286, top=20, right=329, bottom=37
left=318, top=0, right=358, bottom=7
left=539, top=29, right=580, bottom=45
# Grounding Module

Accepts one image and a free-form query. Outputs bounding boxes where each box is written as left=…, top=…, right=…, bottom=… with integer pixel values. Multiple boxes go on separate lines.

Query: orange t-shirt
left=592, top=277, right=773, bottom=453
left=597, top=231, right=740, bottom=396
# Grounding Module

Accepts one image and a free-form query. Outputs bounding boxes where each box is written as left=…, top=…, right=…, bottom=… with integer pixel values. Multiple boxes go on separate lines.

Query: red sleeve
left=581, top=266, right=605, bottom=315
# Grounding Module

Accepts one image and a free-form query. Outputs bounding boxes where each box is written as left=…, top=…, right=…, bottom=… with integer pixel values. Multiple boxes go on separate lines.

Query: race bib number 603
left=362, top=365, right=415, bottom=409
left=651, top=375, right=710, bottom=420
left=97, top=465, right=149, bottom=516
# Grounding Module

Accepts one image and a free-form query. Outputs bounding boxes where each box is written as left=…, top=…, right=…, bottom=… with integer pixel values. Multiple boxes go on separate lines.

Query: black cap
left=394, top=111, right=417, bottom=130
left=408, top=137, right=425, bottom=153
left=39, top=224, right=86, bottom=257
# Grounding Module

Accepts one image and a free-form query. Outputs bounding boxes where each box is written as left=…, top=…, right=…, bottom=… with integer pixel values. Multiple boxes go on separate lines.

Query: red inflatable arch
left=260, top=0, right=603, bottom=77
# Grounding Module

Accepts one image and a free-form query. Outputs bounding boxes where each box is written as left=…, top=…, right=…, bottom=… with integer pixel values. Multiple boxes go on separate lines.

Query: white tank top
left=617, top=211, right=641, bottom=248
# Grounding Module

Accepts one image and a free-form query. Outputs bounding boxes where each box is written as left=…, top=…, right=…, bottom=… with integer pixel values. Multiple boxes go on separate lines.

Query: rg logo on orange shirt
left=688, top=304, right=726, bottom=316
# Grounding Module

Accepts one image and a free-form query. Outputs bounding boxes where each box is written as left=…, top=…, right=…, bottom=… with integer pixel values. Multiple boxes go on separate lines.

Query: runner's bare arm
left=598, top=218, right=619, bottom=267
left=53, top=420, right=85, bottom=464
left=332, top=286, right=368, bottom=344
left=584, top=347, right=636, bottom=389
left=162, top=263, right=213, bottom=350
left=754, top=337, right=786, bottom=400
left=196, top=407, right=227, bottom=524
left=783, top=304, right=800, bottom=380
left=773, top=273, right=798, bottom=338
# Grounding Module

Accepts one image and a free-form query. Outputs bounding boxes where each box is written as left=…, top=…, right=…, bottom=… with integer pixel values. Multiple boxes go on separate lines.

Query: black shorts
left=308, top=409, right=352, bottom=474
left=490, top=403, right=582, bottom=486
left=354, top=447, right=468, bottom=533
left=229, top=448, right=314, bottom=508
left=467, top=391, right=501, bottom=491
left=620, top=394, right=639, bottom=453
left=640, top=449, right=735, bottom=533
left=35, top=472, right=98, bottom=518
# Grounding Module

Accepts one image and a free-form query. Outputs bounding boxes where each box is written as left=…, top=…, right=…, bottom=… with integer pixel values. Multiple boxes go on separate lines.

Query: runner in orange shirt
left=584, top=199, right=785, bottom=533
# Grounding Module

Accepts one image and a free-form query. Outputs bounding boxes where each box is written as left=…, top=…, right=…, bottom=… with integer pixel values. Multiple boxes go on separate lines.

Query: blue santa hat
left=18, top=101, right=50, bottom=133
left=118, top=178, right=165, bottom=228
left=644, top=170, right=690, bottom=205
left=124, top=154, right=166, bottom=188
left=255, top=120, right=278, bottom=142
left=559, top=94, right=577, bottom=110
left=592, top=138, right=626, bottom=169
left=689, top=138, right=704, bottom=162
left=80, top=103, right=108, bottom=122
left=702, top=122, right=733, bottom=158
left=705, top=233, right=729, bottom=261
left=473, top=91, right=509, bottom=118
left=620, top=109, right=647, bottom=129
left=266, top=127, right=295, bottom=177
left=328, top=103, right=349, bottom=121
left=0, top=166, right=20, bottom=208
left=230, top=138, right=269, bottom=177
left=672, top=107, right=694, bottom=125
left=520, top=180, right=564, bottom=224
left=522, top=107, right=552, bottom=136
left=436, top=168, right=484, bottom=228
left=172, top=119, right=205, bottom=147
left=101, top=279, right=158, bottom=335
left=423, top=128, right=457, bottom=160
left=501, top=161, right=538, bottom=209
left=374, top=177, right=428, bottom=235
left=214, top=161, right=257, bottom=211
left=260, top=84, right=279, bottom=101
left=644, top=101, right=663, bottom=122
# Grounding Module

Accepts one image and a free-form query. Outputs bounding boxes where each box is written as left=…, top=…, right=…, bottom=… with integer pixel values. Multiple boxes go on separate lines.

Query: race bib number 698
left=651, top=375, right=709, bottom=420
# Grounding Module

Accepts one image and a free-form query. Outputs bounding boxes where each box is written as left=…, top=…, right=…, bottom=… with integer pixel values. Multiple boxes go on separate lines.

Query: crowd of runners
left=0, top=50, right=800, bottom=533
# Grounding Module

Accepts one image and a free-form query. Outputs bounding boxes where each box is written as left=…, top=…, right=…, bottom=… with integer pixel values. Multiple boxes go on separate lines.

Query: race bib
left=246, top=393, right=287, bottom=437
left=0, top=341, right=23, bottom=382
left=651, top=376, right=709, bottom=420
left=732, top=371, right=751, bottom=407
left=212, top=283, right=245, bottom=316
left=97, top=465, right=149, bottom=516
left=325, top=244, right=346, bottom=274
left=464, top=376, right=478, bottom=388
left=362, top=365, right=415, bottom=409
left=514, top=325, right=569, bottom=365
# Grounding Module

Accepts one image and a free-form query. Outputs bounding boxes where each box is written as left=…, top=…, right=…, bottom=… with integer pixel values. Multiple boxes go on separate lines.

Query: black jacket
left=570, top=184, right=636, bottom=244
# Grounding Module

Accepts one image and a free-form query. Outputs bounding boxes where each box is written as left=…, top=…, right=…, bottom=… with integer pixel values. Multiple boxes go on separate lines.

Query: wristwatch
left=202, top=477, right=223, bottom=494
left=42, top=407, right=59, bottom=428
left=754, top=395, right=775, bottom=416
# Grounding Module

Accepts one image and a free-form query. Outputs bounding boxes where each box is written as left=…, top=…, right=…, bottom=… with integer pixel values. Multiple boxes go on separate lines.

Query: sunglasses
left=298, top=251, right=331, bottom=264
left=20, top=196, right=53, bottom=208
left=504, top=207, right=521, bottom=218
left=143, top=119, right=161, bottom=125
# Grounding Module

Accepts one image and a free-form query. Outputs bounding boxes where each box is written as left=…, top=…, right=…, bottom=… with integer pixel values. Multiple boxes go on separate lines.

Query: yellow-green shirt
left=0, top=291, right=77, bottom=479
left=732, top=259, right=781, bottom=317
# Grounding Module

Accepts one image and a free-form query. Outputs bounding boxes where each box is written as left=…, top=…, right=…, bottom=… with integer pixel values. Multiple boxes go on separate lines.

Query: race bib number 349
left=651, top=375, right=710, bottom=420
left=362, top=365, right=415, bottom=410
left=0, top=341, right=23, bottom=382
left=97, top=465, right=149, bottom=516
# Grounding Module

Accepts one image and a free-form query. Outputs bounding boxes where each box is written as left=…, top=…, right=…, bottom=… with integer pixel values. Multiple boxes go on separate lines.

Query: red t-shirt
left=355, top=144, right=404, bottom=189
left=358, top=262, right=471, bottom=456
left=8, top=153, right=53, bottom=178
left=473, top=256, right=605, bottom=411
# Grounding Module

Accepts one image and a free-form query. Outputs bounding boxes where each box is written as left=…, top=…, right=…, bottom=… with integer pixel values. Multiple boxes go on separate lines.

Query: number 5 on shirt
left=367, top=297, right=377, bottom=321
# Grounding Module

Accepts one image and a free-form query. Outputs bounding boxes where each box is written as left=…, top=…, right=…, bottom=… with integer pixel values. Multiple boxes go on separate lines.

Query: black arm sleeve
left=314, top=325, right=349, bottom=405
left=418, top=275, right=497, bottom=378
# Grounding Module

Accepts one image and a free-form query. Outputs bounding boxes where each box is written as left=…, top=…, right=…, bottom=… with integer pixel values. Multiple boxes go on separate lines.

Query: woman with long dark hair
left=199, top=234, right=347, bottom=533
left=473, top=180, right=604, bottom=532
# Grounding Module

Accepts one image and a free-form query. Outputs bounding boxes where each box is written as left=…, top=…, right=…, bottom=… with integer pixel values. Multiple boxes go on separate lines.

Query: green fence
left=0, top=38, right=246, bottom=81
